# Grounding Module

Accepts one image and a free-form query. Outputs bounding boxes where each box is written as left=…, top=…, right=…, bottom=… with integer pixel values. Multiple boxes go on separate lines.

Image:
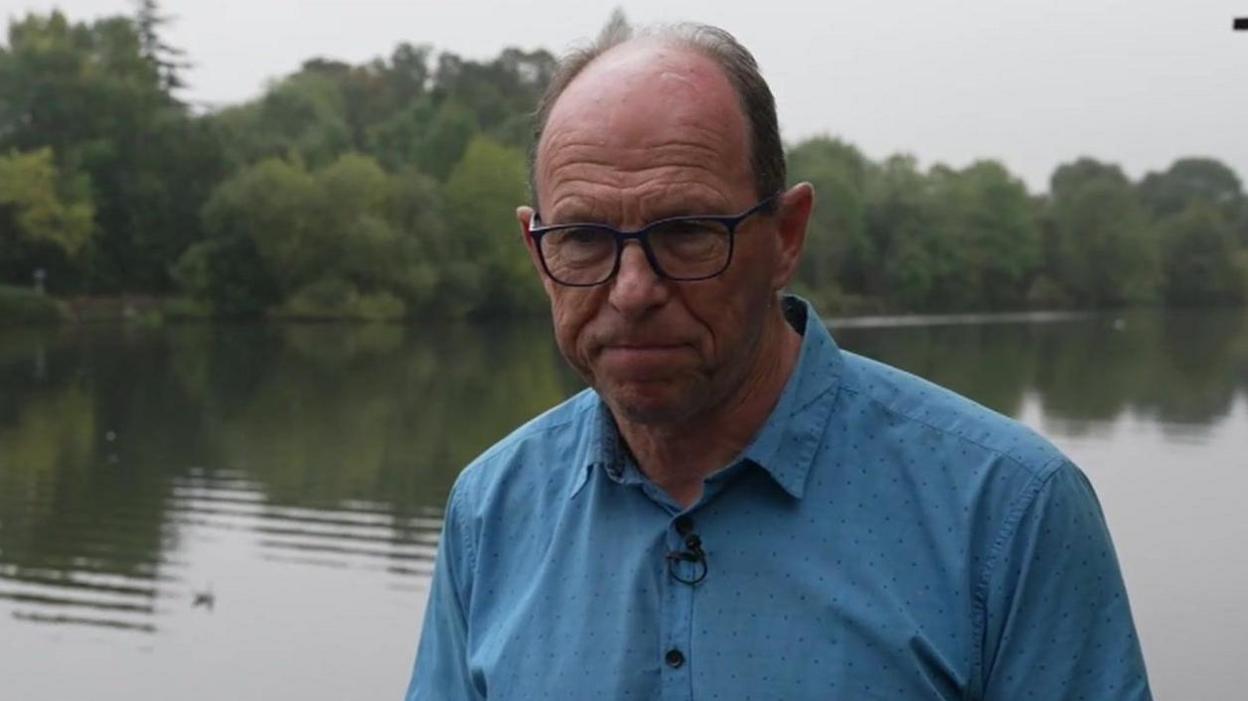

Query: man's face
left=523, top=42, right=796, bottom=426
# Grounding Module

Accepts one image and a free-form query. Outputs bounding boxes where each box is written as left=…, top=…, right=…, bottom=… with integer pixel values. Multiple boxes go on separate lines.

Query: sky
left=4, top=0, right=1246, bottom=192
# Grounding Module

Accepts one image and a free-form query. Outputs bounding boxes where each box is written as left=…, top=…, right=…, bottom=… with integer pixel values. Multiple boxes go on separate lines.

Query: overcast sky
left=5, top=0, right=1245, bottom=191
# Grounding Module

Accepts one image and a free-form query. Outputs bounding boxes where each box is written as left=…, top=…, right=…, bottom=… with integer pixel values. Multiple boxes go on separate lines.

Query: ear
left=770, top=182, right=814, bottom=291
left=517, top=205, right=556, bottom=298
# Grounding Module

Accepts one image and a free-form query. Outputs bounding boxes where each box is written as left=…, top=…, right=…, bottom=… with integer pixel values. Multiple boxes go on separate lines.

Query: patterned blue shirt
left=406, top=297, right=1151, bottom=700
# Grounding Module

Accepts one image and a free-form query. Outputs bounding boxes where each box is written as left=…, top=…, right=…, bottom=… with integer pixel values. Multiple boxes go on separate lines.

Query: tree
left=442, top=136, right=543, bottom=315
left=1158, top=202, right=1248, bottom=306
left=883, top=161, right=1039, bottom=311
left=0, top=11, right=220, bottom=293
left=413, top=100, right=478, bottom=180
left=213, top=72, right=352, bottom=170
left=0, top=148, right=94, bottom=260
left=787, top=137, right=869, bottom=300
left=196, top=157, right=319, bottom=296
left=1139, top=158, right=1245, bottom=220
left=866, top=155, right=936, bottom=309
left=183, top=152, right=446, bottom=318
left=1045, top=158, right=1159, bottom=306
left=133, top=0, right=189, bottom=93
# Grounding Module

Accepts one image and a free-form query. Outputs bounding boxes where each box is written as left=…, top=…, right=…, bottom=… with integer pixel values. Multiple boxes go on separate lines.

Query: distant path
left=827, top=310, right=1101, bottom=329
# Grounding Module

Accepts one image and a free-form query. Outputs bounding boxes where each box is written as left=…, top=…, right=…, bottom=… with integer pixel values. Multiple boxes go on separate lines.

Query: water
left=0, top=310, right=1244, bottom=699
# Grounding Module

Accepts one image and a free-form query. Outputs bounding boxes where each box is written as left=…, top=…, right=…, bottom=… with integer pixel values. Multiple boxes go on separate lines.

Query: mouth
left=597, top=343, right=692, bottom=375
left=600, top=341, right=688, bottom=355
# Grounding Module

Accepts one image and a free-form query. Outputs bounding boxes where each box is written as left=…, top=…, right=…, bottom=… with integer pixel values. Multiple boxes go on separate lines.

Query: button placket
left=659, top=514, right=697, bottom=701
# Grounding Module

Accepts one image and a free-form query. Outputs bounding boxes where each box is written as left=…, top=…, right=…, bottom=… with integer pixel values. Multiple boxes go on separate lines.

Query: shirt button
left=665, top=648, right=685, bottom=668
left=673, top=515, right=694, bottom=536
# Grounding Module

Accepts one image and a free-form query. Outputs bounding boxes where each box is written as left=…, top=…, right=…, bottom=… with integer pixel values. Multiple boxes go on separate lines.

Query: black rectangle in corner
left=1235, top=17, right=1248, bottom=30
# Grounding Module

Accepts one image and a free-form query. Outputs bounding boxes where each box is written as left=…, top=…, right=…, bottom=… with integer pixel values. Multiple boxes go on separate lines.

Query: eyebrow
left=645, top=199, right=732, bottom=221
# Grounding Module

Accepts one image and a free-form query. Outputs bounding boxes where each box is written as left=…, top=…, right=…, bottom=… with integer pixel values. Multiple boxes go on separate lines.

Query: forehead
left=536, top=41, right=754, bottom=219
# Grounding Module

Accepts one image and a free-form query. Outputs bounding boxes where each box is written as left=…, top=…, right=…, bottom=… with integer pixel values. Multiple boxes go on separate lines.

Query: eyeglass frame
left=526, top=194, right=781, bottom=287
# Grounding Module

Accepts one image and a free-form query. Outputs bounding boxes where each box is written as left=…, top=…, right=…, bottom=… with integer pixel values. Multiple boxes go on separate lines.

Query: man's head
left=519, top=23, right=814, bottom=427
left=527, top=23, right=787, bottom=209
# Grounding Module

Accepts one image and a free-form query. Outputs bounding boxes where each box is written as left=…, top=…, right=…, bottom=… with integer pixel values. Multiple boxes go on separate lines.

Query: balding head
left=529, top=23, right=786, bottom=210
left=535, top=40, right=755, bottom=223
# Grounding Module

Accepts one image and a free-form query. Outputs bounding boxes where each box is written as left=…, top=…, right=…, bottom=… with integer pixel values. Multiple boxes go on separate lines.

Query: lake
left=1, top=310, right=1244, bottom=699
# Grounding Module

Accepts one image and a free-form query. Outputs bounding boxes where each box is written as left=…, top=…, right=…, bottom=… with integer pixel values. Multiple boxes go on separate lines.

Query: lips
left=597, top=343, right=692, bottom=378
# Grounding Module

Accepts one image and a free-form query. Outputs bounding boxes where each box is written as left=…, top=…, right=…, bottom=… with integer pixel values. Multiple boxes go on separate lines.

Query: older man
left=406, top=23, right=1151, bottom=701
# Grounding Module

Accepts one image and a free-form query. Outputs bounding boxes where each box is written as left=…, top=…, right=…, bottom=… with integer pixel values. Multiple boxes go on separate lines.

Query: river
left=0, top=310, right=1244, bottom=699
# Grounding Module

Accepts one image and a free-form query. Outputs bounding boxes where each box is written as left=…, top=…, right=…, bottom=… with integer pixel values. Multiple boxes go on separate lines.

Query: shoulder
left=834, top=348, right=1066, bottom=482
left=447, top=387, right=598, bottom=517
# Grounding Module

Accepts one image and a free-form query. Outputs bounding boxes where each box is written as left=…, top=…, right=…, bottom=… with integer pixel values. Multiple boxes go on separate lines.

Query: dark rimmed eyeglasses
left=527, top=195, right=780, bottom=287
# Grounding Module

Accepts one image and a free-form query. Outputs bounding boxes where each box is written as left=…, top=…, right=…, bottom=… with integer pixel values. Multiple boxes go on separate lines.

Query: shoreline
left=3, top=290, right=1245, bottom=327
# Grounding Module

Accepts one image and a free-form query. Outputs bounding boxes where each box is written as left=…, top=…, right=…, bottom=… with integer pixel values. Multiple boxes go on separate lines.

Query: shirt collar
left=735, top=296, right=842, bottom=498
left=569, top=295, right=843, bottom=500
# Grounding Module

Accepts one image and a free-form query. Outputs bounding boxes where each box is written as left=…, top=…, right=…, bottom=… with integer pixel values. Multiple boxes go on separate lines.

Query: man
left=406, top=22, right=1151, bottom=700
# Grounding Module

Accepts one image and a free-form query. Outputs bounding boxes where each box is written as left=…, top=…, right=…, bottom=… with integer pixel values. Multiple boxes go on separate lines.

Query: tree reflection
left=833, top=322, right=1036, bottom=416
left=1, top=310, right=1244, bottom=634
left=189, top=321, right=574, bottom=514
left=834, top=309, right=1248, bottom=433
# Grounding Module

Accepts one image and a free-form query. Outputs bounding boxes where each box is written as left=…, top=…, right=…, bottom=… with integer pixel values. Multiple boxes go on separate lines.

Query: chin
left=600, top=380, right=702, bottom=426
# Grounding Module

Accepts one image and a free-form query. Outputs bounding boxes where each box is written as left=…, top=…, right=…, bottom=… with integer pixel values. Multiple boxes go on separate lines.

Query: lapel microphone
left=666, top=532, right=708, bottom=585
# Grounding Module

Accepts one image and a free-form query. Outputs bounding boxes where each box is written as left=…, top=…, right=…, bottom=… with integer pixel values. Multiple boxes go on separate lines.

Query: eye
left=548, top=226, right=610, bottom=248
left=564, top=227, right=606, bottom=246
left=542, top=226, right=615, bottom=268
left=651, top=219, right=730, bottom=260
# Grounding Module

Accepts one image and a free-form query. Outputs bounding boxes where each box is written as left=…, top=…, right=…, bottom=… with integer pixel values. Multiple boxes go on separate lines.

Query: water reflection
left=0, top=309, right=1245, bottom=699
left=0, top=320, right=577, bottom=646
left=833, top=309, right=1248, bottom=434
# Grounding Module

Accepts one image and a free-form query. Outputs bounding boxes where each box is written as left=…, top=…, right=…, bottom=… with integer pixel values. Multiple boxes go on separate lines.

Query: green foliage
left=172, top=231, right=280, bottom=316
left=1, top=8, right=1245, bottom=319
left=1158, top=202, right=1248, bottom=306
left=0, top=148, right=94, bottom=257
left=199, top=157, right=320, bottom=293
left=1138, top=159, right=1248, bottom=306
left=863, top=155, right=929, bottom=306
left=415, top=100, right=479, bottom=180
left=0, top=8, right=221, bottom=293
left=1139, top=158, right=1244, bottom=220
left=214, top=72, right=353, bottom=170
left=1045, top=158, right=1158, bottom=306
left=806, top=154, right=1041, bottom=312
left=278, top=277, right=407, bottom=321
left=443, top=136, right=544, bottom=316
left=133, top=0, right=188, bottom=92
left=788, top=137, right=869, bottom=294
left=191, top=154, right=419, bottom=315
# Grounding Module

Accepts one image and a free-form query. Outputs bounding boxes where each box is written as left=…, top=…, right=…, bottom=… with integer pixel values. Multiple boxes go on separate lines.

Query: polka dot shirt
left=406, top=297, right=1152, bottom=701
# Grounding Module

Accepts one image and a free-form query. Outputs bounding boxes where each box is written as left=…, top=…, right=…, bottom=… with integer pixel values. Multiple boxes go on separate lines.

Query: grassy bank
left=0, top=285, right=68, bottom=324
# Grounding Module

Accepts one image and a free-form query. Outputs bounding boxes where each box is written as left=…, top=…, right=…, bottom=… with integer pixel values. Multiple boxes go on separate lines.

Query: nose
left=608, top=241, right=670, bottom=318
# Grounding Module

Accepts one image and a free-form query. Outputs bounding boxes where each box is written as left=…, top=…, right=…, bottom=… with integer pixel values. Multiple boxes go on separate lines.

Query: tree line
left=1, top=6, right=1245, bottom=320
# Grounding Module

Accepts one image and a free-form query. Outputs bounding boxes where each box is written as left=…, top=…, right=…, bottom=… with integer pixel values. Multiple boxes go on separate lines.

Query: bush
left=275, top=277, right=407, bottom=321
left=161, top=297, right=215, bottom=320
left=0, top=284, right=67, bottom=324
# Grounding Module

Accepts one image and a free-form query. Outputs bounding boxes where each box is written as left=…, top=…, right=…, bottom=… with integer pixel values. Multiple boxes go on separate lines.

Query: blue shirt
left=406, top=297, right=1151, bottom=700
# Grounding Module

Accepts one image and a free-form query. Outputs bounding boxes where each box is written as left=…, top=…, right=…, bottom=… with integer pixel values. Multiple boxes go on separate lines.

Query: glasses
left=528, top=195, right=779, bottom=287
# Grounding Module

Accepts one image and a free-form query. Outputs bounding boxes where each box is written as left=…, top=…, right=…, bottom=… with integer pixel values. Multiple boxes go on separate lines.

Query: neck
left=613, top=304, right=803, bottom=508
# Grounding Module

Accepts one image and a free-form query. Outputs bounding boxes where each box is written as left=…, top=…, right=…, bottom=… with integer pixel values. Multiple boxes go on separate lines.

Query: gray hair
left=528, top=21, right=786, bottom=209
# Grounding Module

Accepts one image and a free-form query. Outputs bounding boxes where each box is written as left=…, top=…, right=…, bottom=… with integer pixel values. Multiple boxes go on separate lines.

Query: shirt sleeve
left=405, top=483, right=485, bottom=701
left=979, top=460, right=1152, bottom=700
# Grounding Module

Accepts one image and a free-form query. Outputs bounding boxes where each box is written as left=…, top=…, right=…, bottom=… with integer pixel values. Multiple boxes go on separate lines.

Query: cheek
left=676, top=285, right=746, bottom=367
left=682, top=249, right=776, bottom=361
left=549, top=289, right=604, bottom=368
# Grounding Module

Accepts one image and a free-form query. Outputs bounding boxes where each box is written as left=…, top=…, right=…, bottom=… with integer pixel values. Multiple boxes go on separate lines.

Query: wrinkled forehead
left=535, top=41, right=753, bottom=211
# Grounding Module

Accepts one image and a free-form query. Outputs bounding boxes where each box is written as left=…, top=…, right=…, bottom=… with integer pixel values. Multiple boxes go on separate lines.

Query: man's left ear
left=771, top=182, right=814, bottom=291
